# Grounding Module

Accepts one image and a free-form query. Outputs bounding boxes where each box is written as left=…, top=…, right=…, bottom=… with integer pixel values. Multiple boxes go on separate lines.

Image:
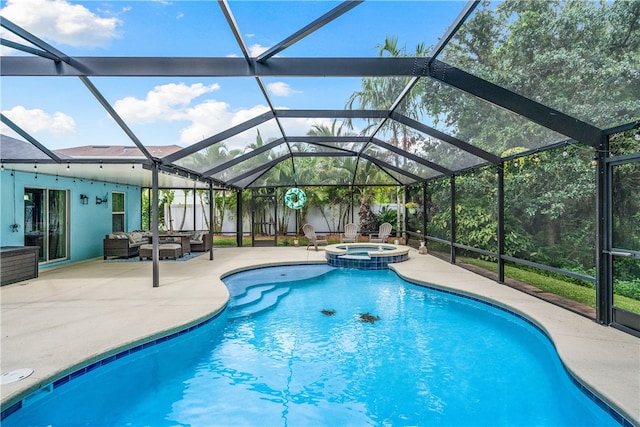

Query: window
left=112, top=192, right=125, bottom=232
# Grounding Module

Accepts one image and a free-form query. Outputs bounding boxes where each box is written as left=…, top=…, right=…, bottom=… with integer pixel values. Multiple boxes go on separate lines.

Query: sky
left=0, top=0, right=466, bottom=152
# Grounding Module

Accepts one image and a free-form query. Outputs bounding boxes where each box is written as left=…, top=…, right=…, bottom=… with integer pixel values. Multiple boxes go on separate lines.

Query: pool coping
left=1, top=247, right=638, bottom=425
left=324, top=242, right=409, bottom=257
left=325, top=242, right=410, bottom=269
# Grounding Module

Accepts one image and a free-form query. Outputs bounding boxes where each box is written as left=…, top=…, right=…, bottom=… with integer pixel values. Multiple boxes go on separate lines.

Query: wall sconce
left=96, top=195, right=108, bottom=205
left=635, top=129, right=640, bottom=141
left=80, top=194, right=89, bottom=205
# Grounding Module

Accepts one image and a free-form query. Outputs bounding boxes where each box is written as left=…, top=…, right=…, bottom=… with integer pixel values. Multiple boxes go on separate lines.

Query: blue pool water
left=3, top=265, right=622, bottom=426
left=338, top=244, right=394, bottom=255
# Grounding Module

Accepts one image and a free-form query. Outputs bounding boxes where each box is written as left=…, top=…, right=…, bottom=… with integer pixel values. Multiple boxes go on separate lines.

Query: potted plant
left=405, top=202, right=419, bottom=214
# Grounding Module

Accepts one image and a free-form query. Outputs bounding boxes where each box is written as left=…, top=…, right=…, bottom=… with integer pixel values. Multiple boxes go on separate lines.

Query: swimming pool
left=2, top=265, right=624, bottom=426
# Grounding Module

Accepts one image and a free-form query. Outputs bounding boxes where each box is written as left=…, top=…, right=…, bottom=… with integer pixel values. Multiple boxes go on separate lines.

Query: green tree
left=345, top=36, right=427, bottom=155
left=437, top=0, right=639, bottom=134
left=159, top=189, right=175, bottom=231
left=412, top=0, right=639, bottom=274
left=176, top=190, right=190, bottom=231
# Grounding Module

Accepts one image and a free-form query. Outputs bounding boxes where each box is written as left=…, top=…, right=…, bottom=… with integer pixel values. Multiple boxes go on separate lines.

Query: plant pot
left=294, top=239, right=299, bottom=247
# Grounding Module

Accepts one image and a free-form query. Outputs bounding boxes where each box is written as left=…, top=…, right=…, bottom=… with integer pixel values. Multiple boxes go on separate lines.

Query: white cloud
left=248, top=43, right=269, bottom=57
left=267, top=82, right=300, bottom=97
left=224, top=44, right=269, bottom=58
left=113, top=82, right=277, bottom=146
left=179, top=103, right=273, bottom=146
left=285, top=116, right=344, bottom=137
left=114, top=83, right=220, bottom=123
left=229, top=104, right=272, bottom=127
left=176, top=104, right=346, bottom=149
left=0, top=0, right=122, bottom=49
left=2, top=106, right=76, bottom=136
left=177, top=100, right=233, bottom=144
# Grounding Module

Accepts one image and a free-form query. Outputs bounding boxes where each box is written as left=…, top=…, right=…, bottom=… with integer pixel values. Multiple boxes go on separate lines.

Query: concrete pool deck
left=1, top=247, right=638, bottom=424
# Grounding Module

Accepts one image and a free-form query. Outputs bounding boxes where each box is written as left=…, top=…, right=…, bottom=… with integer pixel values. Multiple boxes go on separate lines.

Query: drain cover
left=1, top=368, right=34, bottom=385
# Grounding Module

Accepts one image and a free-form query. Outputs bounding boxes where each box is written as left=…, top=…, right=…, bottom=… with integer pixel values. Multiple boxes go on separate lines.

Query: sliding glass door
left=24, top=188, right=68, bottom=263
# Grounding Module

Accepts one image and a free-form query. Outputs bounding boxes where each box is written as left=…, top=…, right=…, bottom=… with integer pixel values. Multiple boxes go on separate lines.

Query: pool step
left=227, top=281, right=267, bottom=298
left=228, top=286, right=291, bottom=319
left=230, top=284, right=276, bottom=309
left=224, top=265, right=336, bottom=298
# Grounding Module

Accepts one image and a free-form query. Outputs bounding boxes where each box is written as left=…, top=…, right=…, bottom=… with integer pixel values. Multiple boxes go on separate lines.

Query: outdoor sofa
left=104, top=230, right=211, bottom=259
left=189, top=231, right=212, bottom=252
left=103, top=231, right=150, bottom=259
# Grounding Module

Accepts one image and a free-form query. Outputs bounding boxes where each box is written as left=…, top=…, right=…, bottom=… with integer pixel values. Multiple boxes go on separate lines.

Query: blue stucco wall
left=1, top=169, right=142, bottom=265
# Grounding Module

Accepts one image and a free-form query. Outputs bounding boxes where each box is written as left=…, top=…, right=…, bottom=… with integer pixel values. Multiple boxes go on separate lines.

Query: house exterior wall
left=1, top=169, right=142, bottom=266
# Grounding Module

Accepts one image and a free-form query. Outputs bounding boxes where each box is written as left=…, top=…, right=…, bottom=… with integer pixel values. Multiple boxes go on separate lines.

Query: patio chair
left=340, top=223, right=360, bottom=243
left=302, top=224, right=328, bottom=251
left=369, top=222, right=392, bottom=243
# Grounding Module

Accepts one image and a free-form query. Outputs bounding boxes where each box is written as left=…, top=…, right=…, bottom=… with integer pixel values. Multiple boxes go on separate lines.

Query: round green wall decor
left=284, top=188, right=307, bottom=210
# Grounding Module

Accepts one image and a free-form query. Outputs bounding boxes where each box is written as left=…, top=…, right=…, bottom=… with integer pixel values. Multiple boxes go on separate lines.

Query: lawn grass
left=460, top=257, right=640, bottom=313
left=212, top=236, right=250, bottom=246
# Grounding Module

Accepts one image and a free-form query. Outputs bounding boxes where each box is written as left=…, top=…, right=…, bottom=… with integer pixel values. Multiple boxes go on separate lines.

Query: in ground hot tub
left=325, top=243, right=409, bottom=269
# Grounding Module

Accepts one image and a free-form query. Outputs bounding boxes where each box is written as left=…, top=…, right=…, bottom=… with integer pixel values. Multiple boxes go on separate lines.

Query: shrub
left=375, top=206, right=397, bottom=228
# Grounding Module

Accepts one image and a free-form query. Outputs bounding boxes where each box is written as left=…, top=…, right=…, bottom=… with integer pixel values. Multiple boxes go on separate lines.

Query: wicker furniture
left=157, top=234, right=191, bottom=255
left=189, top=231, right=212, bottom=252
left=103, top=232, right=150, bottom=259
left=1, top=246, right=39, bottom=286
left=139, top=243, right=183, bottom=260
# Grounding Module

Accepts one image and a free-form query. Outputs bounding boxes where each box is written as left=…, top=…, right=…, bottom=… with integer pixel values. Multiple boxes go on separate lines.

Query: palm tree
left=344, top=36, right=430, bottom=236
left=345, top=36, right=427, bottom=155
left=307, top=122, right=344, bottom=138
left=159, top=189, right=175, bottom=231
left=177, top=189, right=191, bottom=231
left=178, top=141, right=242, bottom=233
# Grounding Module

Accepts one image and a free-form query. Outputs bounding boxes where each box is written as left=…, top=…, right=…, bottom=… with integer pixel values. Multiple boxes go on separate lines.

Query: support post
left=450, top=175, right=456, bottom=264
left=422, top=182, right=427, bottom=248
left=404, top=185, right=409, bottom=243
left=192, top=190, right=197, bottom=233
left=497, top=163, right=505, bottom=283
left=351, top=189, right=355, bottom=224
left=236, top=189, right=243, bottom=247
left=209, top=185, right=214, bottom=261
left=152, top=161, right=159, bottom=287
left=596, top=137, right=612, bottom=324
